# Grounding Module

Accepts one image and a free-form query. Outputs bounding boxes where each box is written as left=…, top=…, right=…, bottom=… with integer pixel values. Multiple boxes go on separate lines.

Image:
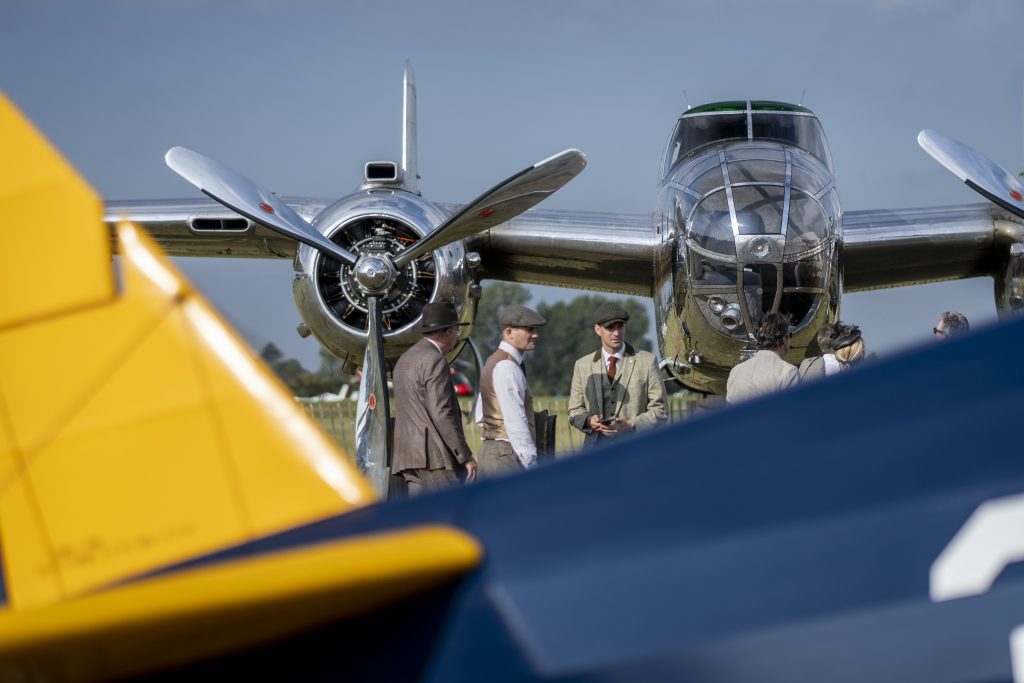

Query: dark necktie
left=607, top=355, right=617, bottom=382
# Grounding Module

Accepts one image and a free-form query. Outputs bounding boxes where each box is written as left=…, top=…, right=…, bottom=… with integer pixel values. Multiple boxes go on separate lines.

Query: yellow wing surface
left=0, top=93, right=482, bottom=679
left=0, top=525, right=481, bottom=682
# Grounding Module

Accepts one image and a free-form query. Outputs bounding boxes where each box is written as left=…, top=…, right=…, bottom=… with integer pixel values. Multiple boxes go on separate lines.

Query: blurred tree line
left=259, top=344, right=348, bottom=398
left=263, top=283, right=653, bottom=397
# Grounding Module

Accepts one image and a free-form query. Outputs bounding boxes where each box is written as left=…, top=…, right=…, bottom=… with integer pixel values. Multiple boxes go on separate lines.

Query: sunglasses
left=933, top=327, right=946, bottom=337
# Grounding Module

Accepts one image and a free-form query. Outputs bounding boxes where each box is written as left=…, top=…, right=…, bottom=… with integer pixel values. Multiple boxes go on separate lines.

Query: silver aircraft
left=105, top=65, right=1024, bottom=491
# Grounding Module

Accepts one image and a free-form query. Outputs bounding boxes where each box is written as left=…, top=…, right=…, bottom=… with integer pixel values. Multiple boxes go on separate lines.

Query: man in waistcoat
left=475, top=304, right=546, bottom=477
left=391, top=302, right=476, bottom=495
left=567, top=302, right=667, bottom=449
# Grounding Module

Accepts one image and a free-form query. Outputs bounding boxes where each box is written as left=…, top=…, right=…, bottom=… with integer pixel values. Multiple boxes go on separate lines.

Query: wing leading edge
left=103, top=197, right=329, bottom=258
left=842, top=203, right=1024, bottom=295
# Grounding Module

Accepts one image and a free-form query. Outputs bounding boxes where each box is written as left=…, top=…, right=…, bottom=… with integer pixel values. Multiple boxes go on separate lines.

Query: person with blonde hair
left=832, top=323, right=865, bottom=368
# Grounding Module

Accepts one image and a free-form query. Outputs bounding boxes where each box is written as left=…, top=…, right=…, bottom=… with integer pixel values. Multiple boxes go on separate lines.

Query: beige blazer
left=391, top=338, right=472, bottom=474
left=726, top=350, right=799, bottom=404
left=567, top=344, right=667, bottom=447
left=798, top=355, right=826, bottom=381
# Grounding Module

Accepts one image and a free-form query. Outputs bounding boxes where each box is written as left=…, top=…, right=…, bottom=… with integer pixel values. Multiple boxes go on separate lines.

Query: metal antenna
left=799, top=89, right=807, bottom=107
left=683, top=90, right=691, bottom=111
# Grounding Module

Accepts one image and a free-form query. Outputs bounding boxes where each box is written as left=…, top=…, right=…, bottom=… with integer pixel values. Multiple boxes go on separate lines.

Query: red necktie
left=607, top=355, right=617, bottom=381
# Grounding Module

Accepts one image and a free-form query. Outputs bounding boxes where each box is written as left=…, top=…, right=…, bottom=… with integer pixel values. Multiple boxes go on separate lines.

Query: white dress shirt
left=475, top=341, right=537, bottom=468
left=425, top=337, right=444, bottom=355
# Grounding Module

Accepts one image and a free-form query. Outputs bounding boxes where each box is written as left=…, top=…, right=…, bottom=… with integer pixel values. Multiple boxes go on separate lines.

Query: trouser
left=401, top=468, right=461, bottom=496
left=477, top=439, right=524, bottom=478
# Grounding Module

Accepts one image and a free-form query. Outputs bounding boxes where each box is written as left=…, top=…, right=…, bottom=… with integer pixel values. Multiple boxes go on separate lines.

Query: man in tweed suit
left=391, top=302, right=476, bottom=495
left=567, top=302, right=667, bottom=449
left=726, top=312, right=799, bottom=404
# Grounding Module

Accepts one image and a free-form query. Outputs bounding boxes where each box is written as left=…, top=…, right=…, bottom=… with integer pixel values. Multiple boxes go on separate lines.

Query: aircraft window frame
left=663, top=104, right=833, bottom=175
left=686, top=188, right=737, bottom=257
left=784, top=190, right=833, bottom=259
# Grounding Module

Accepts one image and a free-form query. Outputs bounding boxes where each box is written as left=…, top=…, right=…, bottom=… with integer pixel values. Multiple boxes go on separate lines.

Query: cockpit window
left=663, top=105, right=833, bottom=176
left=666, top=113, right=747, bottom=171
left=751, top=114, right=832, bottom=169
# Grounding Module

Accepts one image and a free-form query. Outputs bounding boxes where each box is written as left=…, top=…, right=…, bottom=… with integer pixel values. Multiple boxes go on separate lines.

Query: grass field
left=299, top=394, right=698, bottom=462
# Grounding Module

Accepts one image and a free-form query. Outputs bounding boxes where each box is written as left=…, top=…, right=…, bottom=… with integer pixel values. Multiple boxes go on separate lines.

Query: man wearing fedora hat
left=475, top=304, right=547, bottom=477
left=391, top=302, right=476, bottom=494
left=567, top=302, right=666, bottom=449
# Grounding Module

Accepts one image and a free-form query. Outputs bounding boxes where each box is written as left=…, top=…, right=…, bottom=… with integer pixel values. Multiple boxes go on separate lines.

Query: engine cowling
left=293, top=190, right=477, bottom=373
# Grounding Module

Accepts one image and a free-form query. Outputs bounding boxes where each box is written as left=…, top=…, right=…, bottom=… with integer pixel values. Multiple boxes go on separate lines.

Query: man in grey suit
left=726, top=312, right=799, bottom=404
left=391, top=302, right=476, bottom=495
left=568, top=302, right=667, bottom=448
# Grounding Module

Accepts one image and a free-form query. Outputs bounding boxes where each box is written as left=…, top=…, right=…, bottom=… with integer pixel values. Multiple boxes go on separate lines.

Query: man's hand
left=463, top=458, right=477, bottom=482
left=587, top=415, right=620, bottom=436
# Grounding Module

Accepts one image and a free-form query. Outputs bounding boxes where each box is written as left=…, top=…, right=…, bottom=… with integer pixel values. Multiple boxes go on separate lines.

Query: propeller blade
left=354, top=295, right=391, bottom=497
left=402, top=60, right=418, bottom=195
left=392, top=148, right=587, bottom=269
left=462, top=336, right=485, bottom=425
left=165, top=146, right=358, bottom=267
left=918, top=129, right=1024, bottom=220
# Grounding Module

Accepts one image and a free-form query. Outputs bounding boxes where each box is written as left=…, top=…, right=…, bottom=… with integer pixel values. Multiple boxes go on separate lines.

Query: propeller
left=393, top=149, right=586, bottom=268
left=918, top=129, right=1024, bottom=221
left=462, top=336, right=485, bottom=425
left=165, top=147, right=358, bottom=267
left=355, top=295, right=391, bottom=495
left=166, top=147, right=586, bottom=497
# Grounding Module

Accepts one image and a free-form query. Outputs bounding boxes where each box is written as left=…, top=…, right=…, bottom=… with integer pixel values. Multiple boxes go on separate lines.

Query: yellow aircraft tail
left=0, top=92, right=379, bottom=610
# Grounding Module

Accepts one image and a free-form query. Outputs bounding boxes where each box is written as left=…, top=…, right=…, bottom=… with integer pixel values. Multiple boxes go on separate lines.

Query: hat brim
left=420, top=321, right=471, bottom=332
left=597, top=318, right=628, bottom=327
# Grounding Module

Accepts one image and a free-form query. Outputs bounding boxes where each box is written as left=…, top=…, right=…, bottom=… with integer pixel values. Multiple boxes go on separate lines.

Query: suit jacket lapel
left=612, top=347, right=637, bottom=416
left=588, top=352, right=605, bottom=409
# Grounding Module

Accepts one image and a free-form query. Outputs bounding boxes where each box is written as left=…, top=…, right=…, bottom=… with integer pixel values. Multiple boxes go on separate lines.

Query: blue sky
left=3, top=0, right=1022, bottom=367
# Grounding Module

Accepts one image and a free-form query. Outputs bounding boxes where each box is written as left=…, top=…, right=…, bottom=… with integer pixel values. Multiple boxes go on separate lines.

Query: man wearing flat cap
left=568, top=302, right=666, bottom=448
left=391, top=302, right=476, bottom=494
left=475, top=304, right=546, bottom=477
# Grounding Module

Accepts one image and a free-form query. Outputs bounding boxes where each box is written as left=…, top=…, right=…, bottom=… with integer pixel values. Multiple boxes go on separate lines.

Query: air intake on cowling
left=364, top=161, right=399, bottom=182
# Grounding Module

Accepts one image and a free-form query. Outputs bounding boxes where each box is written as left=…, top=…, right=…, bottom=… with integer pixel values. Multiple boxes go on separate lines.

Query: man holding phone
left=567, top=302, right=667, bottom=449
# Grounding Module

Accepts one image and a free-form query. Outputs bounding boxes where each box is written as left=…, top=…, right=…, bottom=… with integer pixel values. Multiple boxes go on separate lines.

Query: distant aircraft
left=4, top=83, right=1024, bottom=683
left=104, top=64, right=1024, bottom=493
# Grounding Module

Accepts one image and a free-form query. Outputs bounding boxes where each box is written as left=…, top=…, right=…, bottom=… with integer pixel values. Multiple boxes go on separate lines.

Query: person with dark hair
left=798, top=322, right=839, bottom=380
left=726, top=312, right=798, bottom=404
left=391, top=302, right=476, bottom=495
left=934, top=311, right=970, bottom=340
